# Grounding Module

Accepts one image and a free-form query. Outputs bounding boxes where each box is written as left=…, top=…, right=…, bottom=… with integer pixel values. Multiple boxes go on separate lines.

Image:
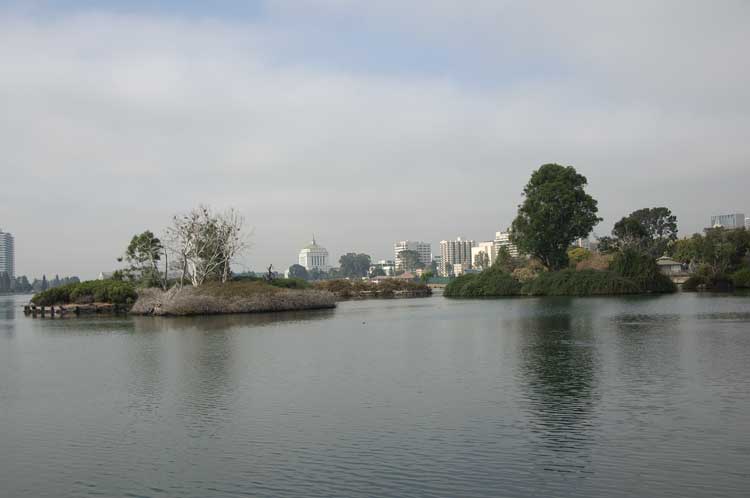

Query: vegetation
left=609, top=207, right=678, bottom=256
left=609, top=248, right=676, bottom=293
left=444, top=266, right=521, bottom=297
left=313, top=279, right=431, bottom=299
left=396, top=250, right=424, bottom=272
left=669, top=227, right=750, bottom=291
left=731, top=268, right=750, bottom=288
left=130, top=280, right=335, bottom=316
left=287, top=264, right=309, bottom=280
left=522, top=269, right=640, bottom=296
left=119, top=230, right=167, bottom=289
left=31, top=280, right=137, bottom=307
left=510, top=164, right=602, bottom=270
left=338, top=253, right=372, bottom=278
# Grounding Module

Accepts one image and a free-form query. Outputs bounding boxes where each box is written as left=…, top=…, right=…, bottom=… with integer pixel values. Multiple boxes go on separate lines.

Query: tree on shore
left=166, top=206, right=250, bottom=287
left=396, top=250, right=424, bottom=272
left=611, top=207, right=678, bottom=256
left=474, top=251, right=490, bottom=270
left=120, top=230, right=167, bottom=289
left=510, top=164, right=601, bottom=271
left=339, top=253, right=371, bottom=278
left=287, top=264, right=309, bottom=280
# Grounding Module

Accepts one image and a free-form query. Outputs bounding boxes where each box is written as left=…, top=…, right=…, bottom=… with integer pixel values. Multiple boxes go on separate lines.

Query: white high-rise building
left=494, top=230, right=519, bottom=258
left=394, top=240, right=431, bottom=270
left=710, top=213, right=745, bottom=230
left=471, top=241, right=496, bottom=269
left=298, top=237, right=330, bottom=272
left=0, top=229, right=15, bottom=280
left=439, top=237, right=476, bottom=276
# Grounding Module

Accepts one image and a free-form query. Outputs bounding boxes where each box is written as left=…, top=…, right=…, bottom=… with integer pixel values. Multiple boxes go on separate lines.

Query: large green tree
left=397, top=250, right=424, bottom=272
left=287, top=264, right=309, bottom=280
left=510, top=164, right=601, bottom=270
left=612, top=207, right=678, bottom=256
left=121, top=230, right=167, bottom=289
left=339, top=253, right=372, bottom=278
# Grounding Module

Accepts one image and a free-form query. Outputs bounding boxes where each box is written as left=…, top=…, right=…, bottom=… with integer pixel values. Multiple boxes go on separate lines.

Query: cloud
left=1, top=3, right=748, bottom=277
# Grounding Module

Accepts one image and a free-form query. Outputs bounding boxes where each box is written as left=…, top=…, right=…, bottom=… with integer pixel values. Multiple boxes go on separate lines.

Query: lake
left=1, top=293, right=749, bottom=497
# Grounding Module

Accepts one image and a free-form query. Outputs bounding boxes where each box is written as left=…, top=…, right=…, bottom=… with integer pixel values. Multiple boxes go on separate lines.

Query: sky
left=1, top=0, right=749, bottom=279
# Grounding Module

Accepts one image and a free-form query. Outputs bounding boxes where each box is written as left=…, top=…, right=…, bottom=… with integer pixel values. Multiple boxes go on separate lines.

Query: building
left=394, top=241, right=432, bottom=270
left=298, top=237, right=330, bottom=272
left=656, top=256, right=684, bottom=276
left=746, top=217, right=750, bottom=230
left=471, top=241, right=496, bottom=269
left=439, top=237, right=476, bottom=276
left=710, top=213, right=746, bottom=230
left=0, top=229, right=15, bottom=280
left=369, top=259, right=396, bottom=276
left=494, top=230, right=519, bottom=258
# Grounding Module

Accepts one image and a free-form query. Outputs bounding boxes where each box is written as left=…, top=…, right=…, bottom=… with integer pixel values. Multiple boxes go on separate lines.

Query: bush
left=269, top=278, right=310, bottom=289
left=521, top=269, right=640, bottom=296
left=610, top=249, right=676, bottom=293
left=444, top=267, right=522, bottom=297
left=731, top=268, right=750, bottom=288
left=683, top=274, right=733, bottom=292
left=31, top=280, right=137, bottom=306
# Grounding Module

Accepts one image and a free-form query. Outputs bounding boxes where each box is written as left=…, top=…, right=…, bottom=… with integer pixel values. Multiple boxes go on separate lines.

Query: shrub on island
left=313, top=279, right=432, bottom=299
left=31, top=279, right=137, bottom=307
left=444, top=267, right=521, bottom=297
left=521, top=269, right=640, bottom=296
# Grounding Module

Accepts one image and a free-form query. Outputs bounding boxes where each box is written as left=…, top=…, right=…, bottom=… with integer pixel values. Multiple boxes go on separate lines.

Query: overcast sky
left=2, top=0, right=749, bottom=279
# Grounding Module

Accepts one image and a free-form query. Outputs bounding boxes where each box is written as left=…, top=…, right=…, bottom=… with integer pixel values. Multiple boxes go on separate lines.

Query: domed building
left=298, top=236, right=330, bottom=272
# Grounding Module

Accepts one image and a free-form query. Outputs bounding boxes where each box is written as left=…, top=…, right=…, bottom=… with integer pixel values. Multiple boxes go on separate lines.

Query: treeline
left=667, top=227, right=750, bottom=290
left=0, top=273, right=80, bottom=294
left=447, top=164, right=677, bottom=298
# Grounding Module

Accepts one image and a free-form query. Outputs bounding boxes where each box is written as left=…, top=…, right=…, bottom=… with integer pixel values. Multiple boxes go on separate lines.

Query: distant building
left=493, top=230, right=519, bottom=258
left=370, top=259, right=396, bottom=276
left=656, top=256, right=685, bottom=276
left=710, top=213, right=746, bottom=230
left=440, top=237, right=476, bottom=276
left=298, top=237, right=330, bottom=272
left=0, top=229, right=15, bottom=280
left=394, top=241, right=431, bottom=270
left=746, top=217, right=750, bottom=230
left=471, top=241, right=496, bottom=269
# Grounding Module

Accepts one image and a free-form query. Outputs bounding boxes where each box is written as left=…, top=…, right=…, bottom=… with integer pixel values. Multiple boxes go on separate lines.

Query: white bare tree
left=166, top=206, right=250, bottom=287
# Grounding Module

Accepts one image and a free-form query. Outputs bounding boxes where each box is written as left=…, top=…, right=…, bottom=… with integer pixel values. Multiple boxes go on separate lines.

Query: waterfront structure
left=656, top=256, right=684, bottom=276
left=439, top=237, right=476, bottom=276
left=369, top=259, right=396, bottom=276
left=0, top=229, right=15, bottom=280
left=394, top=241, right=431, bottom=270
left=710, top=213, right=746, bottom=230
left=471, top=241, right=496, bottom=269
left=493, top=230, right=519, bottom=258
left=298, top=237, right=330, bottom=272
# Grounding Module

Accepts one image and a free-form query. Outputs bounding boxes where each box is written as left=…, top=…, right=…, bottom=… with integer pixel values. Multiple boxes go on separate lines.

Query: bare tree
left=166, top=206, right=250, bottom=287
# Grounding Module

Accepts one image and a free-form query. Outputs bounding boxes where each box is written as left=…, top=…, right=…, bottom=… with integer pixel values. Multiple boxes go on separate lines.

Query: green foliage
left=121, top=230, right=166, bottom=288
left=287, top=264, right=309, bottom=280
left=493, top=246, right=522, bottom=273
left=567, top=247, right=592, bottom=266
left=31, top=280, right=137, bottom=306
left=396, top=249, right=424, bottom=272
left=611, top=207, right=678, bottom=256
left=670, top=228, right=750, bottom=278
left=511, top=164, right=602, bottom=270
left=521, top=269, right=640, bottom=296
left=731, top=268, right=750, bottom=288
left=338, top=253, right=372, bottom=278
left=610, top=248, right=676, bottom=293
left=269, top=278, right=310, bottom=289
left=444, top=266, right=522, bottom=297
left=313, top=279, right=430, bottom=299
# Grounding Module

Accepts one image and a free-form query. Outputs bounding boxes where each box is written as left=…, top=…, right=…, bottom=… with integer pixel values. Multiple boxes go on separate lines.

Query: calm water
left=1, top=293, right=749, bottom=498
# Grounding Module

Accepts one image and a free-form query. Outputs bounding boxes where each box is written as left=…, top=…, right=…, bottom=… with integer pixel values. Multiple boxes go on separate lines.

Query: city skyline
left=2, top=1, right=749, bottom=278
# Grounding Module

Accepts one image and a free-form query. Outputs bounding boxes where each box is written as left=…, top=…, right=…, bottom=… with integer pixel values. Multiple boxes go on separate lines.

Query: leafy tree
left=567, top=247, right=592, bottom=266
left=287, top=264, right=309, bottom=280
left=611, top=207, right=678, bottom=256
left=308, top=268, right=327, bottom=281
left=370, top=266, right=386, bottom=278
left=397, top=250, right=424, bottom=271
left=511, top=164, right=601, bottom=270
left=474, top=251, right=490, bottom=270
left=339, top=253, right=372, bottom=278
left=121, top=230, right=166, bottom=289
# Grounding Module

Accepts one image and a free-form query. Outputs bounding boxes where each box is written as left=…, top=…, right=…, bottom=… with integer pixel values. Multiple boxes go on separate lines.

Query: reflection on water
left=2, top=294, right=750, bottom=498
left=516, top=299, right=598, bottom=474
